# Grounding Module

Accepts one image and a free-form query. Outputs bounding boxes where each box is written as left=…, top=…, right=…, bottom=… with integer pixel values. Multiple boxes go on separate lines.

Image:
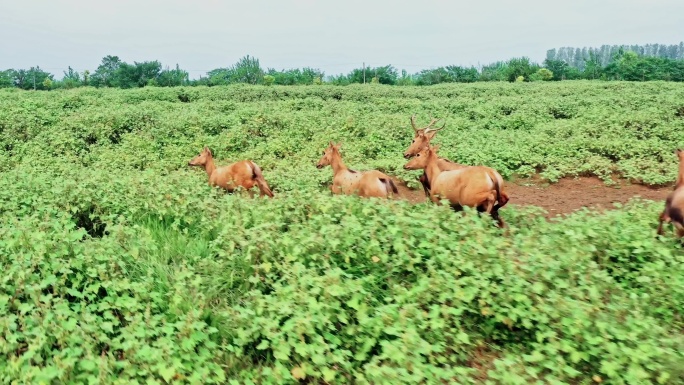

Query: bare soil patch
left=393, top=176, right=671, bottom=218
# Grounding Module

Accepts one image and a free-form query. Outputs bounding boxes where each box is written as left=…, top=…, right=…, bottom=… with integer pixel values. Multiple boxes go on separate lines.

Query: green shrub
left=1, top=83, right=683, bottom=384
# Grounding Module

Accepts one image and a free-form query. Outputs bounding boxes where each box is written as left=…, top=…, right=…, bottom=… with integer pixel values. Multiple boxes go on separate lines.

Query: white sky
left=1, top=0, right=682, bottom=79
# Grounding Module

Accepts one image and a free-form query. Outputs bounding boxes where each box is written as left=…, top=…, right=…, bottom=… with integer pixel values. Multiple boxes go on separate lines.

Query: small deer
left=316, top=142, right=398, bottom=198
left=403, top=114, right=509, bottom=210
left=404, top=144, right=505, bottom=227
left=188, top=147, right=274, bottom=198
left=657, top=149, right=684, bottom=238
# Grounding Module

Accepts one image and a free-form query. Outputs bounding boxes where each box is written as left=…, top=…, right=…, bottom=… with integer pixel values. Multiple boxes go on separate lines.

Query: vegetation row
left=1, top=82, right=683, bottom=384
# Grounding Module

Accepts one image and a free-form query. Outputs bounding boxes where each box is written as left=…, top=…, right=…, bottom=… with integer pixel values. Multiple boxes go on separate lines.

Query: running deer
left=404, top=144, right=505, bottom=227
left=657, top=149, right=684, bottom=238
left=188, top=147, right=274, bottom=198
left=403, top=114, right=509, bottom=210
left=316, top=142, right=398, bottom=198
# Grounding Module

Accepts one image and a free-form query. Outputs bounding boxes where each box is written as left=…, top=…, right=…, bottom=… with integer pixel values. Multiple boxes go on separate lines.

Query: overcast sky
left=1, top=0, right=682, bottom=79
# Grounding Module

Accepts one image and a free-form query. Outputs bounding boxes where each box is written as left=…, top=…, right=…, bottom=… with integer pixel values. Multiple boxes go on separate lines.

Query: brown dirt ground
left=392, top=176, right=672, bottom=218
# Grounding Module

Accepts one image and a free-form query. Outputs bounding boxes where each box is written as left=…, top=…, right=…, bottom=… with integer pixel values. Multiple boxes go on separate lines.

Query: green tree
left=206, top=68, right=232, bottom=86
left=10, top=69, right=28, bottom=88
left=543, top=59, right=569, bottom=80
left=62, top=66, right=81, bottom=89
left=91, top=55, right=122, bottom=87
left=42, top=78, right=53, bottom=90
left=446, top=65, right=479, bottom=82
left=537, top=68, right=553, bottom=81
left=0, top=70, right=12, bottom=88
left=347, top=65, right=398, bottom=85
left=12, top=67, right=54, bottom=90
left=415, top=67, right=451, bottom=85
left=505, top=57, right=537, bottom=82
left=479, top=61, right=508, bottom=81
left=396, top=69, right=414, bottom=86
left=206, top=55, right=264, bottom=85
left=112, top=61, right=162, bottom=88
left=582, top=52, right=603, bottom=80
left=231, top=55, right=264, bottom=84
left=265, top=67, right=324, bottom=85
left=157, top=64, right=189, bottom=87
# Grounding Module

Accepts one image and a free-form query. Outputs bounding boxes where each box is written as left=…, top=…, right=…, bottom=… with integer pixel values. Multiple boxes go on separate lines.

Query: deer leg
left=491, top=208, right=506, bottom=228
left=677, top=227, right=684, bottom=238
left=450, top=203, right=463, bottom=212
left=468, top=192, right=496, bottom=214
left=493, top=190, right=510, bottom=210
left=419, top=173, right=431, bottom=197
left=657, top=210, right=669, bottom=236
left=429, top=193, right=444, bottom=206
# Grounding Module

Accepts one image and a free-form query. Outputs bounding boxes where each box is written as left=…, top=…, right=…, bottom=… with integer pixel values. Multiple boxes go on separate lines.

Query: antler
left=425, top=122, right=446, bottom=134
left=410, top=114, right=419, bottom=132
left=424, top=116, right=440, bottom=129
left=424, top=116, right=446, bottom=134
left=411, top=114, right=446, bottom=133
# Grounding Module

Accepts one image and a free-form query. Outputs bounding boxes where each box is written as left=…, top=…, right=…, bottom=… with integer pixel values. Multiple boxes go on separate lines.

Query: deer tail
left=250, top=161, right=274, bottom=198
left=488, top=171, right=508, bottom=209
left=487, top=171, right=501, bottom=207
left=388, top=179, right=399, bottom=195
left=380, top=177, right=399, bottom=197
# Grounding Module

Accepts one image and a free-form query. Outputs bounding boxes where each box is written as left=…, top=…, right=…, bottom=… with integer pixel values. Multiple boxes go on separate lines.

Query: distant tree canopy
left=1, top=67, right=55, bottom=90
left=2, top=42, right=684, bottom=90
left=547, top=42, right=684, bottom=70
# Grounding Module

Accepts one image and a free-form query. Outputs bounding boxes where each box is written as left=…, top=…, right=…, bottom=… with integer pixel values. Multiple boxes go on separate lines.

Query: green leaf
left=456, top=332, right=470, bottom=344
left=322, top=367, right=336, bottom=382
left=80, top=359, right=97, bottom=371
left=158, top=366, right=175, bottom=383
left=256, top=340, right=269, bottom=350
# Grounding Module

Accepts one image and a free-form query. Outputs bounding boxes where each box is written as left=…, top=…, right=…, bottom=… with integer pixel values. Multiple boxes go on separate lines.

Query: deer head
left=403, top=144, right=440, bottom=170
left=403, top=114, right=445, bottom=159
left=316, top=142, right=341, bottom=169
left=188, top=147, right=213, bottom=167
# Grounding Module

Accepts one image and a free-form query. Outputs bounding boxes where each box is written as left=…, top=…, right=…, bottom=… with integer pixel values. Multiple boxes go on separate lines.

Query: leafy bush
left=1, top=83, right=683, bottom=384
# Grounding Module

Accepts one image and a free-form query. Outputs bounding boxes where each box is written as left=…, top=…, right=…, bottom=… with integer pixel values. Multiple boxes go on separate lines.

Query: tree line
left=2, top=42, right=684, bottom=91
left=547, top=42, right=684, bottom=70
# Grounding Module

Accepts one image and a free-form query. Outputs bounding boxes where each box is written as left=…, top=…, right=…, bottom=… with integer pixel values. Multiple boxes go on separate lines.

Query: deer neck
left=424, top=154, right=442, bottom=184
left=204, top=157, right=216, bottom=178
left=330, top=153, right=347, bottom=175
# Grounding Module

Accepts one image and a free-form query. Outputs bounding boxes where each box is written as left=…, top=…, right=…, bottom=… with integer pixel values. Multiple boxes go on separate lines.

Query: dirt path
left=393, top=176, right=671, bottom=217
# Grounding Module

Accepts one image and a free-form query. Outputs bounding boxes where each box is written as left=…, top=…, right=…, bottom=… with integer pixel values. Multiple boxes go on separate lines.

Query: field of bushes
left=1, top=82, right=684, bottom=384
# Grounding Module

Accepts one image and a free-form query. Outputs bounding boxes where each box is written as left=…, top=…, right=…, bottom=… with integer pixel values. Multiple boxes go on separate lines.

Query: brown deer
left=403, top=114, right=509, bottom=210
left=657, top=149, right=684, bottom=238
left=404, top=144, right=505, bottom=227
left=188, top=147, right=274, bottom=198
left=316, top=142, right=398, bottom=199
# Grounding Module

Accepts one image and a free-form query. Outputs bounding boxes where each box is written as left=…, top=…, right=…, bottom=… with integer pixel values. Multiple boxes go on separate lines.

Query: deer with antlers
left=188, top=147, right=274, bottom=198
left=657, top=149, right=684, bottom=238
left=317, top=142, right=399, bottom=199
left=404, top=144, right=505, bottom=227
left=403, top=114, right=509, bottom=211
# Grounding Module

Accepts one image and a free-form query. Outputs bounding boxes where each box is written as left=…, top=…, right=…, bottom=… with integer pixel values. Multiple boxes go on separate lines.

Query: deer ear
left=431, top=144, right=440, bottom=153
